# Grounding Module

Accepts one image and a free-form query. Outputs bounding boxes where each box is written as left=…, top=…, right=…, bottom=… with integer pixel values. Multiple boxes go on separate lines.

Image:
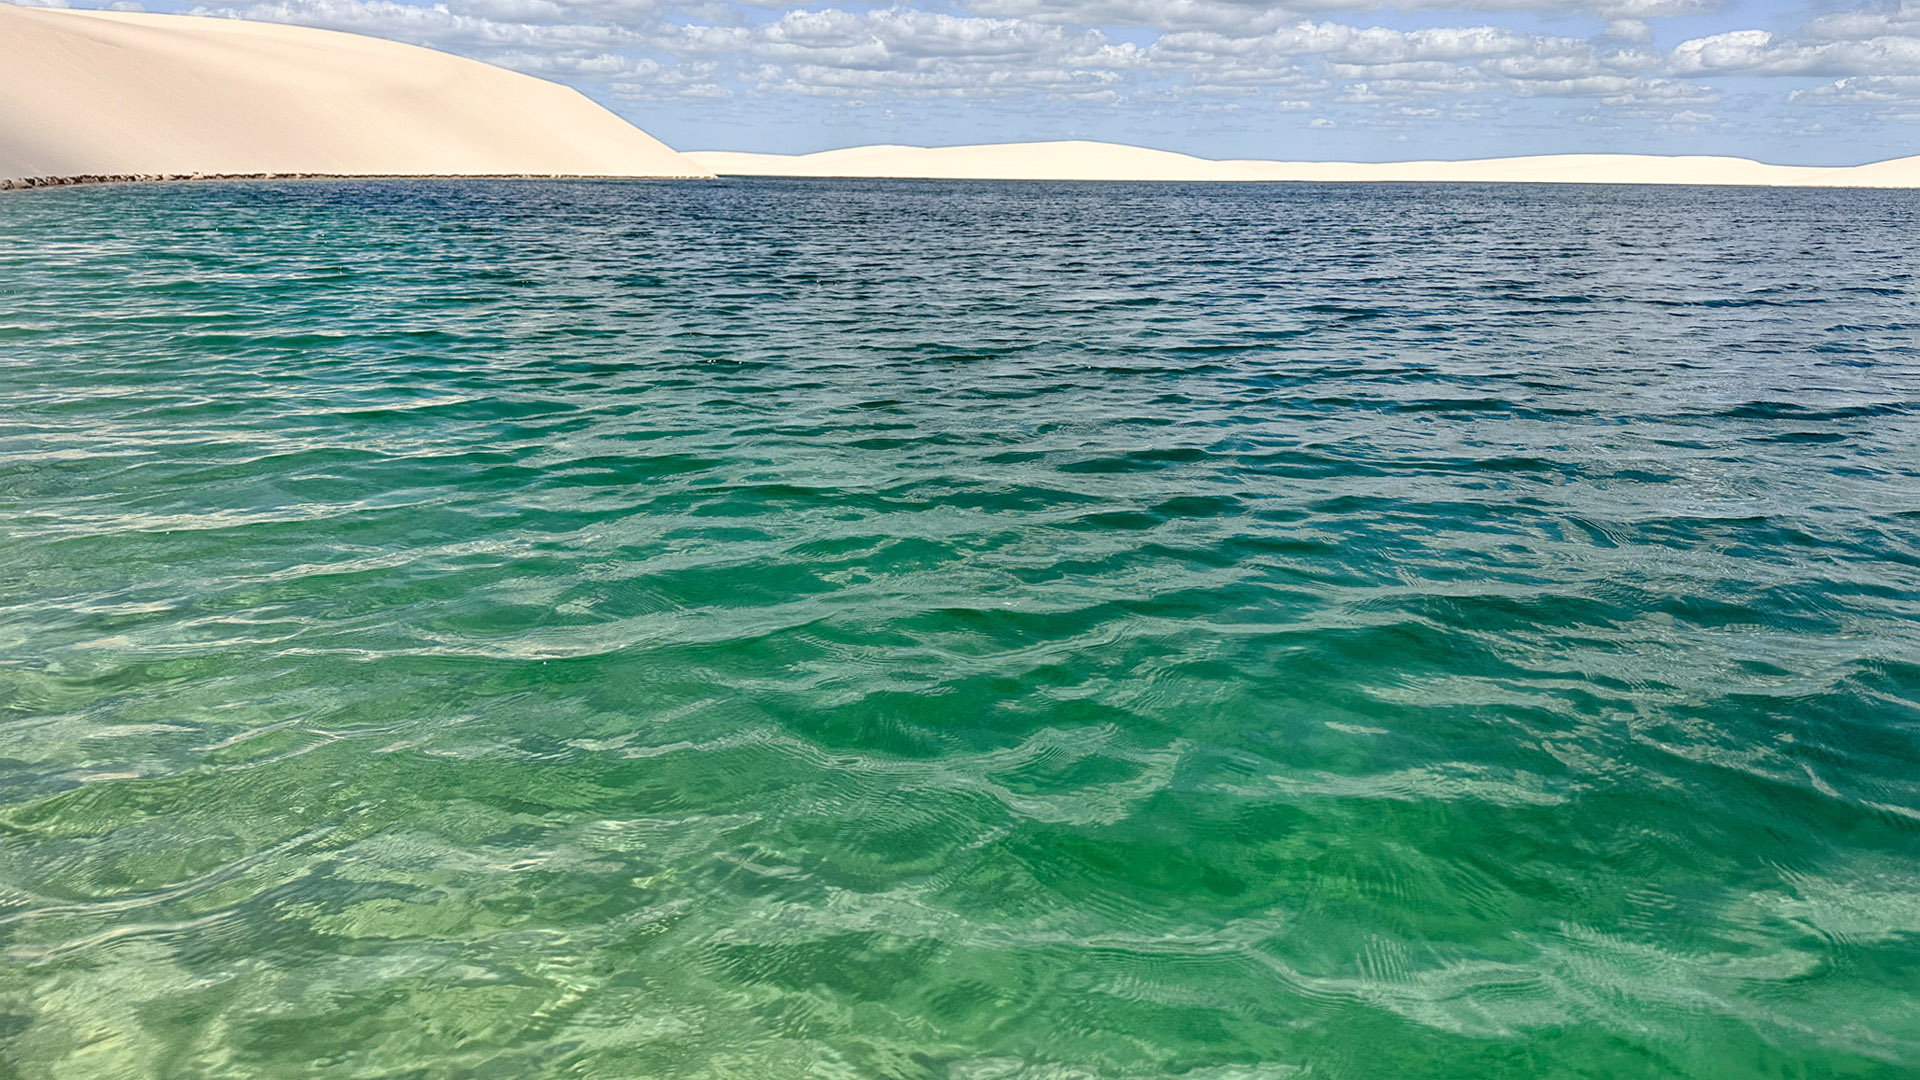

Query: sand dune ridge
left=0, top=4, right=711, bottom=186
left=689, top=140, right=1920, bottom=188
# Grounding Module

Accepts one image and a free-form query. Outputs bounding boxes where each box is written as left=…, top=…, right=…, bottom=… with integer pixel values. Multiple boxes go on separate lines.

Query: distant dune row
left=0, top=4, right=712, bottom=186
left=688, top=143, right=1920, bottom=188
left=3, top=3, right=1916, bottom=191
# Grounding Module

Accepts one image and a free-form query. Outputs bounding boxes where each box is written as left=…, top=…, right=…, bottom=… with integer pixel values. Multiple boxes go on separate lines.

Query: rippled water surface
left=3, top=178, right=1919, bottom=1078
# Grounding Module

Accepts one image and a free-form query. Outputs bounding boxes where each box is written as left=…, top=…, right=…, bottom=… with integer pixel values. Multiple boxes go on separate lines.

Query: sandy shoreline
left=0, top=173, right=701, bottom=193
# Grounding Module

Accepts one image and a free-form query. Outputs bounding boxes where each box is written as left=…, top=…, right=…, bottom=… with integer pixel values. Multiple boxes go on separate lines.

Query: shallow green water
left=2, top=178, right=1918, bottom=1079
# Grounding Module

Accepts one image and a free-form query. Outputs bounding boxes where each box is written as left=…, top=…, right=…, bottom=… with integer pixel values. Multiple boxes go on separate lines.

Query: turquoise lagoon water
left=1, top=178, right=1918, bottom=1078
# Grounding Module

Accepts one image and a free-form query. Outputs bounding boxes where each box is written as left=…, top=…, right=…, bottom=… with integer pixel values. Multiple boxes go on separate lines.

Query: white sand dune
left=689, top=140, right=1920, bottom=188
left=0, top=4, right=711, bottom=186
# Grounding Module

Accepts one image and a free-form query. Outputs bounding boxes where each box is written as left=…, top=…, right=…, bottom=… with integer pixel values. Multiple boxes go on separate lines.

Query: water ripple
left=1, top=178, right=1918, bottom=1078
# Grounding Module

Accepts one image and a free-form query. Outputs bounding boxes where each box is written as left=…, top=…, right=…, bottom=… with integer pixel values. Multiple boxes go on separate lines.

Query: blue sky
left=35, top=0, right=1920, bottom=163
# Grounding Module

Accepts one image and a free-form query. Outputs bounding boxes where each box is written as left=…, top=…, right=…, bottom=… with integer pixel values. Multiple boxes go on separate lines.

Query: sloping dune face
left=687, top=141, right=1920, bottom=188
left=0, top=4, right=713, bottom=184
